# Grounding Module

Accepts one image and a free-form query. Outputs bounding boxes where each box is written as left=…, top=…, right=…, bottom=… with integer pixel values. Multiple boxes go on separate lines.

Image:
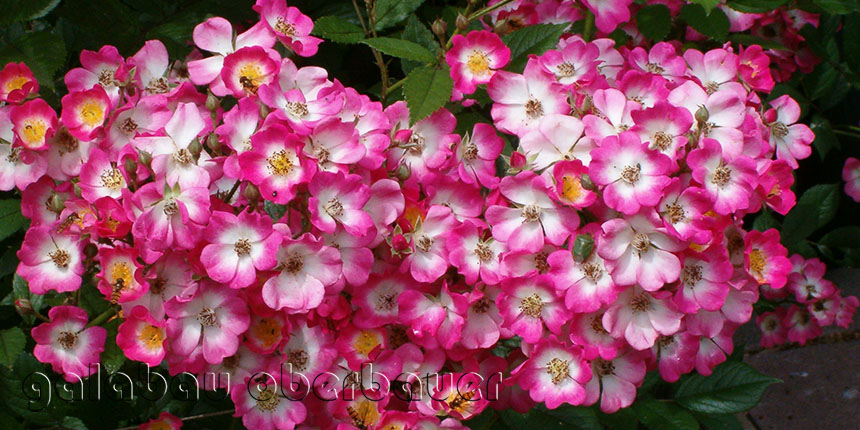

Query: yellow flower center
left=21, top=119, right=47, bottom=145
left=352, top=330, right=382, bottom=356
left=251, top=317, right=281, bottom=349
left=749, top=248, right=767, bottom=281
left=138, top=324, right=165, bottom=350
left=238, top=63, right=263, bottom=93
left=79, top=100, right=104, bottom=127
left=561, top=175, right=583, bottom=202
left=466, top=50, right=491, bottom=75
left=110, top=261, right=134, bottom=286
left=347, top=401, right=380, bottom=430
left=5, top=76, right=29, bottom=92
left=266, top=150, right=294, bottom=176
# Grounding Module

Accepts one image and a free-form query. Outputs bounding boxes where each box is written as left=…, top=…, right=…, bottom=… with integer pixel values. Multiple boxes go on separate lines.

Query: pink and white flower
left=256, top=0, right=322, bottom=57
left=497, top=276, right=566, bottom=343
left=201, top=210, right=281, bottom=289
left=603, top=285, right=683, bottom=350
left=262, top=233, right=341, bottom=312
left=116, top=308, right=167, bottom=367
left=687, top=138, right=757, bottom=215
left=515, top=337, right=591, bottom=408
left=843, top=157, right=860, bottom=202
left=17, top=227, right=84, bottom=294
left=488, top=61, right=568, bottom=137
left=765, top=95, right=814, bottom=168
left=32, top=306, right=106, bottom=382
left=11, top=98, right=58, bottom=150
left=60, top=86, right=111, bottom=141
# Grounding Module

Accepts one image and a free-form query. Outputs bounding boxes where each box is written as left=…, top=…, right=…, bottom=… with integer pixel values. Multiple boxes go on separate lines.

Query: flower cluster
left=485, top=0, right=820, bottom=82
left=4, top=0, right=856, bottom=429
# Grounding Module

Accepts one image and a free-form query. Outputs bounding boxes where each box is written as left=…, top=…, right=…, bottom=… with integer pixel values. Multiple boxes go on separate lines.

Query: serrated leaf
left=362, top=37, right=436, bottom=63
left=0, top=200, right=27, bottom=242
left=401, top=15, right=439, bottom=74
left=404, top=65, right=453, bottom=125
left=812, top=0, right=860, bottom=14
left=690, top=0, right=721, bottom=13
left=634, top=399, right=699, bottom=430
left=0, top=30, right=66, bottom=90
left=312, top=15, right=365, bottom=44
left=680, top=4, right=730, bottom=41
left=674, top=361, right=780, bottom=414
left=374, top=0, right=426, bottom=31
left=0, top=328, right=26, bottom=367
left=501, top=23, right=568, bottom=73
left=727, top=0, right=788, bottom=13
left=573, top=234, right=595, bottom=263
left=11, top=275, right=44, bottom=325
left=781, top=183, right=840, bottom=245
left=597, top=406, right=638, bottom=430
left=636, top=5, right=672, bottom=41
left=61, top=416, right=88, bottom=430
left=0, top=353, right=70, bottom=425
left=497, top=405, right=600, bottom=430
left=0, top=0, right=62, bottom=25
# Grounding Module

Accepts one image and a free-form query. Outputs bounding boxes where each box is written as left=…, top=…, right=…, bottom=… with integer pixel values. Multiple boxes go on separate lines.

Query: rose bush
left=1, top=0, right=859, bottom=429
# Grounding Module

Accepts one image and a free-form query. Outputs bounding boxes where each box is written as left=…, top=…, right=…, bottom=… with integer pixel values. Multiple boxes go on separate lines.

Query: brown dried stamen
left=519, top=294, right=543, bottom=318
left=197, top=307, right=218, bottom=327
left=546, top=358, right=570, bottom=385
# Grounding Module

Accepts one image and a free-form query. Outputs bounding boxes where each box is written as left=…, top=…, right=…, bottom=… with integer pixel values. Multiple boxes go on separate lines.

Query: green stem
left=833, top=129, right=860, bottom=139
left=387, top=77, right=407, bottom=94
left=86, top=306, right=117, bottom=329
left=582, top=11, right=595, bottom=42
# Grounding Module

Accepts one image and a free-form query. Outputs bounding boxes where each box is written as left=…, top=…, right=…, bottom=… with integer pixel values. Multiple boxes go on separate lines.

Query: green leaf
left=680, top=4, right=730, bottom=41
left=845, top=14, right=860, bottom=73
left=0, top=0, right=61, bottom=25
left=809, top=114, right=839, bottom=159
left=0, top=200, right=27, bottom=242
left=727, top=0, right=788, bottom=13
left=752, top=211, right=780, bottom=232
left=636, top=5, right=672, bottom=41
left=634, top=399, right=699, bottom=430
left=692, top=412, right=743, bottom=430
left=781, top=183, right=840, bottom=245
left=598, top=406, right=639, bottom=430
left=404, top=65, right=453, bottom=125
left=0, top=328, right=25, bottom=367
left=11, top=275, right=44, bottom=325
left=501, top=23, right=568, bottom=73
left=312, top=15, right=365, bottom=44
left=61, top=416, right=88, bottom=430
left=573, top=233, right=595, bottom=263
left=101, top=319, right=125, bottom=374
left=0, top=30, right=67, bottom=90
left=0, top=411, right=23, bottom=430
left=497, top=405, right=601, bottom=430
left=690, top=0, right=721, bottom=13
left=674, top=361, right=780, bottom=414
left=819, top=226, right=860, bottom=249
left=465, top=409, right=497, bottom=430
left=401, top=15, right=439, bottom=74
left=263, top=201, right=288, bottom=221
left=812, top=0, right=860, bottom=14
left=0, top=353, right=70, bottom=425
left=362, top=37, right=436, bottom=63
left=374, top=0, right=426, bottom=31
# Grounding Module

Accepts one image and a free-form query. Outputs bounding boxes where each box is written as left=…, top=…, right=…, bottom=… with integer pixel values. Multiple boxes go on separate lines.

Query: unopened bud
left=395, top=164, right=411, bottom=181
left=391, top=234, right=410, bottom=254
left=510, top=151, right=527, bottom=169
left=14, top=298, right=33, bottom=316
left=695, top=105, right=709, bottom=124
left=188, top=139, right=202, bottom=157
left=124, top=158, right=137, bottom=176
left=206, top=93, right=219, bottom=112
left=432, top=19, right=447, bottom=39
left=493, top=19, right=510, bottom=35
left=580, top=173, right=597, bottom=191
left=137, top=150, right=152, bottom=167
left=456, top=13, right=469, bottom=32
left=242, top=182, right=260, bottom=203
left=206, top=133, right=222, bottom=153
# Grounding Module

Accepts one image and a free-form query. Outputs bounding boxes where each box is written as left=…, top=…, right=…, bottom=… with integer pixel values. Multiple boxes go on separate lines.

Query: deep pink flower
left=447, top=30, right=510, bottom=94
left=0, top=62, right=38, bottom=103
left=843, top=157, right=860, bottom=202
left=116, top=308, right=166, bottom=367
left=515, top=337, right=591, bottom=408
left=11, top=98, right=57, bottom=150
left=221, top=46, right=280, bottom=97
left=238, top=124, right=316, bottom=203
left=744, top=229, right=791, bottom=289
left=256, top=0, right=322, bottom=57
left=60, top=86, right=111, bottom=141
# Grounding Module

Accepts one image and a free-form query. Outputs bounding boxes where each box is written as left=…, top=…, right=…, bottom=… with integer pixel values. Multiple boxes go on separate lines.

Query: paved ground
left=738, top=268, right=860, bottom=429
